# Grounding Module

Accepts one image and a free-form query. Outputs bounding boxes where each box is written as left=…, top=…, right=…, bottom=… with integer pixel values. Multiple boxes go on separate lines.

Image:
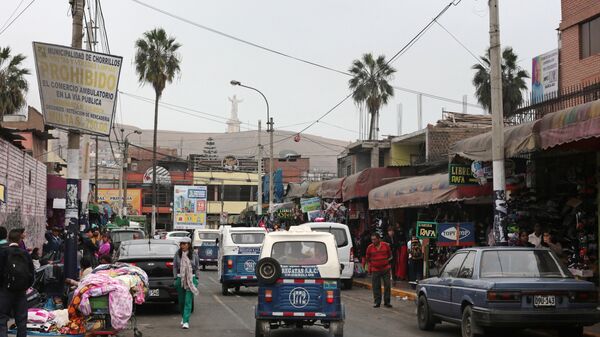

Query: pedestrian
left=0, top=229, right=35, bottom=337
left=98, top=233, right=111, bottom=257
left=80, top=229, right=99, bottom=267
left=541, top=231, right=563, bottom=256
left=0, top=227, right=7, bottom=248
left=172, top=237, right=199, bottom=329
left=16, top=229, right=27, bottom=253
left=80, top=256, right=93, bottom=279
left=366, top=233, right=393, bottom=308
left=31, top=248, right=41, bottom=270
left=528, top=222, right=543, bottom=247
left=515, top=230, right=535, bottom=247
left=408, top=235, right=424, bottom=283
left=43, top=227, right=63, bottom=259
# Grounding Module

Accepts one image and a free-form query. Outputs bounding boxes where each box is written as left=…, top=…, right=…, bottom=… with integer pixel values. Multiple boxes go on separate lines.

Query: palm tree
left=348, top=53, right=395, bottom=140
left=134, top=28, right=181, bottom=232
left=0, top=47, right=30, bottom=126
left=472, top=47, right=529, bottom=117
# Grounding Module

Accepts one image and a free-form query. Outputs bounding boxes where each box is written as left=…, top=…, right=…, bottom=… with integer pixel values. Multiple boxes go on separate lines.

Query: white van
left=192, top=228, right=219, bottom=270
left=303, top=222, right=354, bottom=289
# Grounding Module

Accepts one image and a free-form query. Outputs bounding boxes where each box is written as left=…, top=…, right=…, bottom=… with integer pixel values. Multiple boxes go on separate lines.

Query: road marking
left=212, top=294, right=251, bottom=330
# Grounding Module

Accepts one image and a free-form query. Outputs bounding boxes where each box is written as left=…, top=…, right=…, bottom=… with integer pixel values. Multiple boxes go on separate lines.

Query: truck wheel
left=558, top=326, right=583, bottom=337
left=221, top=282, right=229, bottom=296
left=417, top=295, right=435, bottom=331
left=255, top=320, right=270, bottom=337
left=461, top=306, right=482, bottom=337
left=329, top=321, right=344, bottom=337
left=256, top=258, right=281, bottom=285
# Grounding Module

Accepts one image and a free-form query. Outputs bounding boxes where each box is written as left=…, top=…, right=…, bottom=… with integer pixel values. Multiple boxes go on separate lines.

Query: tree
left=472, top=47, right=529, bottom=117
left=202, top=137, right=218, bottom=160
left=134, top=28, right=181, bottom=231
left=348, top=53, right=396, bottom=140
left=0, top=47, right=30, bottom=125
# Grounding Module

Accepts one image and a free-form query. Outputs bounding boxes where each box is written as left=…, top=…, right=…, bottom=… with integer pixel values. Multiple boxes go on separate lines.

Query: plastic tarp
left=368, top=173, right=492, bottom=210
left=449, top=121, right=537, bottom=161
left=535, top=99, right=600, bottom=149
left=320, top=177, right=345, bottom=199
left=305, top=181, right=322, bottom=197
left=285, top=181, right=309, bottom=200
left=342, top=167, right=400, bottom=202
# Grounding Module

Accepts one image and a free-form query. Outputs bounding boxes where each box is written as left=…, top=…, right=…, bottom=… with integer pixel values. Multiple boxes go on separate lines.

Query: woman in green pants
left=173, top=237, right=199, bottom=329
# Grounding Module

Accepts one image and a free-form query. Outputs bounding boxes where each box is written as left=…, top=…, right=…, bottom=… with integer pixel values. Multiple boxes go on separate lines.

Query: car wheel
left=461, top=306, right=481, bottom=337
left=417, top=295, right=435, bottom=331
left=329, top=321, right=344, bottom=337
left=342, top=279, right=353, bottom=290
left=256, top=258, right=281, bottom=285
left=221, top=282, right=229, bottom=296
left=558, top=326, right=583, bottom=337
left=255, top=320, right=270, bottom=337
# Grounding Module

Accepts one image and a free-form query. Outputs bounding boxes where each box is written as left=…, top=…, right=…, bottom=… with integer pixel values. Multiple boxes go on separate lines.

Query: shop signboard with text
left=97, top=188, right=142, bottom=216
left=449, top=164, right=478, bottom=185
left=416, top=221, right=437, bottom=239
left=437, top=222, right=475, bottom=247
left=32, top=42, right=123, bottom=136
left=173, top=185, right=207, bottom=229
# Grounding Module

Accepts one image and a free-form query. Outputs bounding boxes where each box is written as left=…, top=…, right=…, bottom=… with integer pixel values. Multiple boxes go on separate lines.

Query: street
left=126, top=268, right=561, bottom=337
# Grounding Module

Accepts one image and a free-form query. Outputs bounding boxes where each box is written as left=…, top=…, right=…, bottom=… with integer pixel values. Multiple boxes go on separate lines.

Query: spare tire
left=256, top=257, right=281, bottom=285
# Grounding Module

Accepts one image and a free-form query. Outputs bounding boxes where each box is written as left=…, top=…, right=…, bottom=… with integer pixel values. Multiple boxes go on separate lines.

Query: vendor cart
left=86, top=295, right=142, bottom=337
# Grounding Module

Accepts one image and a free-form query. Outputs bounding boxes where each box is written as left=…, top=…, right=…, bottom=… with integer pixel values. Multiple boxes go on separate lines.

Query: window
left=223, top=185, right=257, bottom=202
left=311, top=228, right=348, bottom=247
left=480, top=250, right=569, bottom=278
left=440, top=253, right=467, bottom=278
left=120, top=243, right=178, bottom=257
left=271, top=241, right=328, bottom=265
left=207, top=185, right=219, bottom=201
left=458, top=252, right=476, bottom=279
left=230, top=233, right=265, bottom=244
left=197, top=233, right=218, bottom=240
left=581, top=16, right=600, bottom=58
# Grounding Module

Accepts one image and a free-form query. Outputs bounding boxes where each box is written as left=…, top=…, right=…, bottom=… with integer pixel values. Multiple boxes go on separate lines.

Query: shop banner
left=416, top=221, right=437, bottom=239
left=97, top=188, right=142, bottom=216
left=532, top=49, right=559, bottom=103
left=174, top=185, right=207, bottom=229
left=300, top=197, right=321, bottom=213
left=307, top=210, right=323, bottom=221
left=32, top=42, right=123, bottom=136
left=437, top=222, right=475, bottom=247
left=449, top=164, right=478, bottom=185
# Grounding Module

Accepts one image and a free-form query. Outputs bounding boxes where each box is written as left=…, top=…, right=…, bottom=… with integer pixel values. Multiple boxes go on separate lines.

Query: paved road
left=125, top=269, right=561, bottom=337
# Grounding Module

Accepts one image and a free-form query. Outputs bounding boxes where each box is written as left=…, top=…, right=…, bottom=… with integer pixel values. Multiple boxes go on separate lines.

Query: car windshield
left=198, top=233, right=218, bottom=240
left=231, top=233, right=264, bottom=244
left=120, top=243, right=178, bottom=257
left=311, top=228, right=348, bottom=247
left=271, top=241, right=328, bottom=265
left=480, top=250, right=570, bottom=278
left=112, top=231, right=144, bottom=243
left=169, top=232, right=189, bottom=237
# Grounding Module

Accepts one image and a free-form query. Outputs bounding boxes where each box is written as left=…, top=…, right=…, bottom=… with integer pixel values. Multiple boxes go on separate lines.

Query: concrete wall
left=0, top=138, right=47, bottom=249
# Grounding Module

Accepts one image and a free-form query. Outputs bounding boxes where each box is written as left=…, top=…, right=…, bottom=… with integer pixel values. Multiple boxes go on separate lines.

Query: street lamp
left=230, top=80, right=274, bottom=214
left=120, top=129, right=142, bottom=218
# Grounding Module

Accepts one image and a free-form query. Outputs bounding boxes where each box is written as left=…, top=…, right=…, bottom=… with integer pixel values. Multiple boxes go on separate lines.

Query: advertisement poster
left=300, top=197, right=321, bottom=213
left=437, top=222, right=476, bottom=247
left=532, top=49, right=559, bottom=103
left=97, top=188, right=142, bottom=216
left=174, top=185, right=207, bottom=229
left=416, top=221, right=437, bottom=239
left=32, top=42, right=123, bottom=136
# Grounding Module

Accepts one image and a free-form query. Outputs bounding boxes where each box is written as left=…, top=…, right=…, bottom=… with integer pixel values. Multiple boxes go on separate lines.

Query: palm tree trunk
left=368, top=110, right=378, bottom=140
left=151, top=89, right=160, bottom=235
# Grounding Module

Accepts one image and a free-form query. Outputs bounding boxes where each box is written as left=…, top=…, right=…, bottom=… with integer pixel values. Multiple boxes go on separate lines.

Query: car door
left=435, top=252, right=467, bottom=317
left=449, top=251, right=476, bottom=319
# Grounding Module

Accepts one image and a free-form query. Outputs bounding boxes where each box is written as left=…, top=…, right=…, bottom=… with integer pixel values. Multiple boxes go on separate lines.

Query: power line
left=434, top=19, right=486, bottom=68
left=0, top=0, right=26, bottom=32
left=0, top=0, right=37, bottom=37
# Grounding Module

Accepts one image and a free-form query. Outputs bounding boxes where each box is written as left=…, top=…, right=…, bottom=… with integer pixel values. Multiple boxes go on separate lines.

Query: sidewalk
left=352, top=276, right=600, bottom=337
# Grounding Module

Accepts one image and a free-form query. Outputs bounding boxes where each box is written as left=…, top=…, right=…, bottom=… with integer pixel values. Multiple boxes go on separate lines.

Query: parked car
left=416, top=247, right=600, bottom=337
left=193, top=229, right=219, bottom=270
left=303, top=222, right=354, bottom=289
left=165, top=231, right=191, bottom=244
left=116, top=239, right=180, bottom=304
left=110, top=229, right=146, bottom=251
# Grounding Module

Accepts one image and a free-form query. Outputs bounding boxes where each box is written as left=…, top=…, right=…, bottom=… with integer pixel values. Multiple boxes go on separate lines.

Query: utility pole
left=123, top=137, right=129, bottom=218
left=64, top=0, right=84, bottom=281
left=257, top=120, right=263, bottom=216
left=94, top=137, right=98, bottom=203
left=489, top=0, right=507, bottom=245
left=118, top=129, right=124, bottom=218
left=268, top=117, right=274, bottom=214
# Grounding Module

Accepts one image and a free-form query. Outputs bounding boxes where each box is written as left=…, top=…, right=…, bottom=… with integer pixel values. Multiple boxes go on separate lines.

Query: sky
left=1, top=0, right=561, bottom=143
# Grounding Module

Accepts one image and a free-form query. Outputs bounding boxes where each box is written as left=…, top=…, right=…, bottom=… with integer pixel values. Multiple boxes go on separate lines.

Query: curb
left=352, top=279, right=417, bottom=301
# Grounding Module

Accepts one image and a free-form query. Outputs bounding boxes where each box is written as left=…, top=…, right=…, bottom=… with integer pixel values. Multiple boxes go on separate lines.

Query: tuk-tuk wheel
left=256, top=258, right=281, bottom=285
left=255, top=320, right=270, bottom=337
left=221, top=283, right=229, bottom=296
left=329, top=321, right=344, bottom=337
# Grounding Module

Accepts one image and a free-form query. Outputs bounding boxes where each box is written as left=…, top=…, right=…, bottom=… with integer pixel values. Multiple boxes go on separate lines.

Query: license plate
left=148, top=289, right=160, bottom=297
left=533, top=295, right=555, bottom=307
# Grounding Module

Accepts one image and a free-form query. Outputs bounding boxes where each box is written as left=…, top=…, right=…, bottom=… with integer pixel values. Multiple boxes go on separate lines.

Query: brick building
left=263, top=157, right=310, bottom=184
left=559, top=0, right=600, bottom=88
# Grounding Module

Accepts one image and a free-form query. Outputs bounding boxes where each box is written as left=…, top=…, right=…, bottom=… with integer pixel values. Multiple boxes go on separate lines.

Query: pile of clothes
left=65, top=263, right=148, bottom=334
left=24, top=308, right=70, bottom=333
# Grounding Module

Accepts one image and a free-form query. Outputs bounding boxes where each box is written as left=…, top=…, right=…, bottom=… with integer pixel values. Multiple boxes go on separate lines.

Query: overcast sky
left=2, top=0, right=561, bottom=144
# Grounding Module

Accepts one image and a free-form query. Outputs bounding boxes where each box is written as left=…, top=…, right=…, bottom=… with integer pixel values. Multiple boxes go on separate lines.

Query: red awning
left=320, top=177, right=345, bottom=199
left=342, top=167, right=400, bottom=202
left=535, top=99, right=600, bottom=149
left=368, top=173, right=492, bottom=210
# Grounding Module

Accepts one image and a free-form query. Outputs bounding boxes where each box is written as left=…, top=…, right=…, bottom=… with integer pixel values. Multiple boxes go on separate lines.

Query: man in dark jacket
left=0, top=229, right=35, bottom=337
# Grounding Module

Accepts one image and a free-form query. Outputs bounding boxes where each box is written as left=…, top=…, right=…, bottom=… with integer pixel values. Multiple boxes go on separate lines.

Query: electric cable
left=0, top=0, right=37, bottom=37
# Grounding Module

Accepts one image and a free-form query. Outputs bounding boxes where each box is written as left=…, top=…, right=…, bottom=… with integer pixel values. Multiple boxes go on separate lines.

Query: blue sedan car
left=416, top=247, right=600, bottom=337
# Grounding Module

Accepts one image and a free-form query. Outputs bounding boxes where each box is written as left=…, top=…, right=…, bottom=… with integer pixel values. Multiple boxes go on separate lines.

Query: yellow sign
left=32, top=42, right=123, bottom=136
left=97, top=189, right=142, bottom=216
left=0, top=184, right=5, bottom=203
